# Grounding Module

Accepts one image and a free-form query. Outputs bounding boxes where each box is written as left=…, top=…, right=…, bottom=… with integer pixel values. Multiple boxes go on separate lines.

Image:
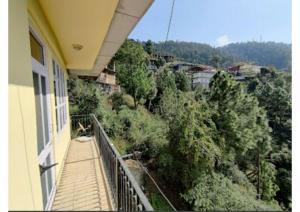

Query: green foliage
left=155, top=57, right=166, bottom=68
left=260, top=161, right=279, bottom=201
left=68, top=79, right=102, bottom=115
left=182, top=172, right=281, bottom=211
left=220, top=42, right=291, bottom=70
left=209, top=71, right=272, bottom=157
left=144, top=39, right=154, bottom=55
left=110, top=92, right=125, bottom=112
left=69, top=39, right=291, bottom=210
left=174, top=71, right=191, bottom=92
left=113, top=106, right=168, bottom=158
left=209, top=54, right=222, bottom=68
left=110, top=92, right=135, bottom=112
left=252, top=68, right=291, bottom=146
left=152, top=40, right=291, bottom=70
left=156, top=68, right=177, bottom=93
left=247, top=67, right=292, bottom=209
left=152, top=40, right=231, bottom=67
left=157, top=90, right=220, bottom=188
left=149, top=193, right=173, bottom=211
left=113, top=40, right=156, bottom=107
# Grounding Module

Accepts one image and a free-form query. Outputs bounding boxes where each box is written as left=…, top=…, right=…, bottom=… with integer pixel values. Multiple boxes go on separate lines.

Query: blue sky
left=129, top=0, right=291, bottom=46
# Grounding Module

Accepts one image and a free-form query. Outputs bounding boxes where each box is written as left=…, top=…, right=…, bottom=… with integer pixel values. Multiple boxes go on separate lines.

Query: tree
left=252, top=68, right=291, bottom=147
left=208, top=71, right=280, bottom=202
left=151, top=68, right=177, bottom=111
left=247, top=67, right=292, bottom=209
left=113, top=40, right=156, bottom=108
left=209, top=72, right=272, bottom=158
left=68, top=79, right=102, bottom=115
left=158, top=91, right=220, bottom=189
left=209, top=54, right=222, bottom=68
left=174, top=71, right=191, bottom=92
left=182, top=172, right=281, bottom=211
left=144, top=39, right=154, bottom=55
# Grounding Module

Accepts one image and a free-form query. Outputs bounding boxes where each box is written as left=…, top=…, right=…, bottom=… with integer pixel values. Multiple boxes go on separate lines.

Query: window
left=30, top=32, right=44, bottom=65
left=52, top=60, right=67, bottom=132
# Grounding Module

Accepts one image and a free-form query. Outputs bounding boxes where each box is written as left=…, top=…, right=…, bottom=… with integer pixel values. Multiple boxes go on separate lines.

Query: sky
left=129, top=0, right=291, bottom=47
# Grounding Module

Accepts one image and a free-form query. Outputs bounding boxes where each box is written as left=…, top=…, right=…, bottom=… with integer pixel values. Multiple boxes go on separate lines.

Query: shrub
left=182, top=172, right=281, bottom=211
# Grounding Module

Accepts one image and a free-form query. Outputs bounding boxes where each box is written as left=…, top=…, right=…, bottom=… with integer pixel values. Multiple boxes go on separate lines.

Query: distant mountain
left=219, top=42, right=291, bottom=70
left=150, top=41, right=291, bottom=70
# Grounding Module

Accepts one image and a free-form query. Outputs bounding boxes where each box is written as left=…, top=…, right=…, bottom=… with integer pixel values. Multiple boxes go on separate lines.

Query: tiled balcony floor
left=52, top=138, right=112, bottom=211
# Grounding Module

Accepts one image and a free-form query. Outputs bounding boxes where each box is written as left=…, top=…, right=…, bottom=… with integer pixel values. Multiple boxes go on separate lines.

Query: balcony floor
left=52, top=138, right=112, bottom=211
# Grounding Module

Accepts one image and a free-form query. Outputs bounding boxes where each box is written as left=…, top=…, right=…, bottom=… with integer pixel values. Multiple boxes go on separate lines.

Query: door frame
left=29, top=26, right=56, bottom=210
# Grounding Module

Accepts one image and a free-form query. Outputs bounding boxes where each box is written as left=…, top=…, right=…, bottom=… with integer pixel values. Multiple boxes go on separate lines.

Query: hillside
left=150, top=40, right=291, bottom=70
left=219, top=42, right=291, bottom=70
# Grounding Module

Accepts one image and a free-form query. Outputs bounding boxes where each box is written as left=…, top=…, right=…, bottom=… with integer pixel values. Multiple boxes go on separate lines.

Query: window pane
left=33, top=73, right=44, bottom=154
left=53, top=61, right=67, bottom=132
left=62, top=72, right=65, bottom=101
left=30, top=33, right=44, bottom=65
left=57, top=68, right=61, bottom=105
left=41, top=76, right=50, bottom=144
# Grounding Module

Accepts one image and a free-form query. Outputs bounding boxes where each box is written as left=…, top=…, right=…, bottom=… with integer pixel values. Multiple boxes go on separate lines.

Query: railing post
left=86, top=114, right=154, bottom=211
left=115, top=156, right=119, bottom=210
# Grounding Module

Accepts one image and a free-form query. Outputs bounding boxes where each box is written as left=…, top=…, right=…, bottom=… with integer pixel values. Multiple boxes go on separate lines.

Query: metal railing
left=71, top=114, right=153, bottom=211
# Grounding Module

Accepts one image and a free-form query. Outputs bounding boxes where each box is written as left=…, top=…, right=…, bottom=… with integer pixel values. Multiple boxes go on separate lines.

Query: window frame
left=52, top=60, right=67, bottom=133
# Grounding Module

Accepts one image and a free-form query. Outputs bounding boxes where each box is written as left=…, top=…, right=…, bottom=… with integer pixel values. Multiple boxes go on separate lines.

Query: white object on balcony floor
left=75, top=136, right=92, bottom=142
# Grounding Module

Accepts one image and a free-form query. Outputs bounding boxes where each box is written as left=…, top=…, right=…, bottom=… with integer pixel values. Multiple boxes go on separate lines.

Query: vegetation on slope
left=68, top=39, right=292, bottom=211
left=149, top=40, right=291, bottom=70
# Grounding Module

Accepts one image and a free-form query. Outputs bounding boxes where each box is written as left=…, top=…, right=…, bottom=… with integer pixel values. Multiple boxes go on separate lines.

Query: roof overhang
left=38, top=0, right=153, bottom=76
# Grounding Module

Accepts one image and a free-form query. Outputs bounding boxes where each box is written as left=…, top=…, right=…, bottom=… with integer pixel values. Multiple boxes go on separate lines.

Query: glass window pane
left=33, top=73, right=44, bottom=154
left=62, top=72, right=65, bottom=101
left=57, top=68, right=61, bottom=105
left=30, top=33, right=44, bottom=65
left=41, top=76, right=49, bottom=144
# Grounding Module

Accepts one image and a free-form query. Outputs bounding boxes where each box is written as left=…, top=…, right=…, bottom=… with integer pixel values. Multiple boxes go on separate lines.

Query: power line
left=165, top=0, right=176, bottom=44
left=136, top=159, right=177, bottom=211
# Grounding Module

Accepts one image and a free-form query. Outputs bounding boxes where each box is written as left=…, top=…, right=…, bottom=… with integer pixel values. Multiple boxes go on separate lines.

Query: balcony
left=52, top=114, right=153, bottom=211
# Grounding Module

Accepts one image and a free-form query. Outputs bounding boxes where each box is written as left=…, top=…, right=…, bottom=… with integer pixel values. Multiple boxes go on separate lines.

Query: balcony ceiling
left=39, top=0, right=154, bottom=76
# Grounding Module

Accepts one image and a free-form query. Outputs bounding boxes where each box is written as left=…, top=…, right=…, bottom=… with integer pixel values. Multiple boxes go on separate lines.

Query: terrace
left=52, top=115, right=153, bottom=211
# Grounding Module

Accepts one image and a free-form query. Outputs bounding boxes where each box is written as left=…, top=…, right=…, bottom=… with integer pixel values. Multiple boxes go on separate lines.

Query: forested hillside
left=151, top=40, right=291, bottom=70
left=220, top=42, right=291, bottom=70
left=69, top=39, right=291, bottom=211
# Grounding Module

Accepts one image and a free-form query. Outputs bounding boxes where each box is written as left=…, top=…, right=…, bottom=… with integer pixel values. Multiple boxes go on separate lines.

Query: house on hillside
left=9, top=0, right=153, bottom=211
left=163, top=54, right=175, bottom=63
left=227, top=63, right=261, bottom=81
left=188, top=65, right=216, bottom=89
left=96, top=68, right=120, bottom=93
left=172, top=63, right=194, bottom=72
left=147, top=53, right=175, bottom=71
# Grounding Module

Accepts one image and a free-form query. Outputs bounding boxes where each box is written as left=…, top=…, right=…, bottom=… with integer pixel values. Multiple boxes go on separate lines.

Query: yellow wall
left=9, top=0, right=71, bottom=210
left=9, top=0, right=43, bottom=210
